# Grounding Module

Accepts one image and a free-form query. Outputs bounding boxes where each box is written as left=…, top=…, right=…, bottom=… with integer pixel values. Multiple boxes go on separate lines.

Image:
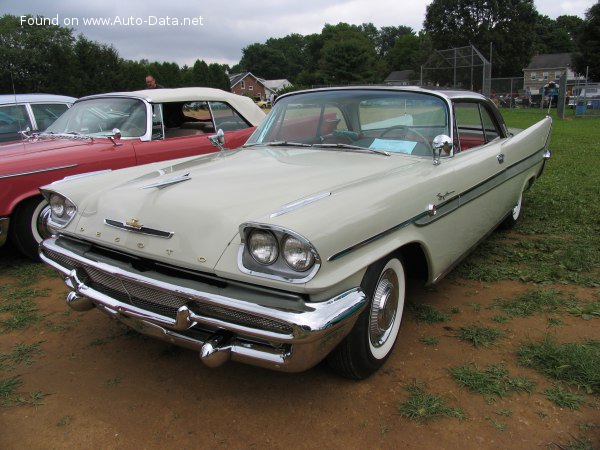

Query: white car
left=39, top=86, right=552, bottom=379
left=0, top=93, right=76, bottom=143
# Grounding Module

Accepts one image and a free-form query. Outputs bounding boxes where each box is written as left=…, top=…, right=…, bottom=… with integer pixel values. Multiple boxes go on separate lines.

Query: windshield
left=245, top=90, right=450, bottom=156
left=47, top=97, right=147, bottom=138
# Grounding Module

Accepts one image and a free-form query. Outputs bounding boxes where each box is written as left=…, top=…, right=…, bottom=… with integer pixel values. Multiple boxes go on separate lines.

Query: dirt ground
left=0, top=243, right=598, bottom=450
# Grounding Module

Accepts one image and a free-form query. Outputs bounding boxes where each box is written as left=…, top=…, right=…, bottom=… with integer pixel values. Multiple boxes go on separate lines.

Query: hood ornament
left=126, top=218, right=143, bottom=229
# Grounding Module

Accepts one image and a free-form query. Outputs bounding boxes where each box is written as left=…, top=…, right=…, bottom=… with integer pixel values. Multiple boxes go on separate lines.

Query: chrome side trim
left=0, top=164, right=78, bottom=179
left=328, top=146, right=547, bottom=261
left=328, top=212, right=428, bottom=262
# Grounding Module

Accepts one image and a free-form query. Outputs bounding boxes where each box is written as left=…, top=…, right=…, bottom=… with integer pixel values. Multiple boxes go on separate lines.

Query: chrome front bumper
left=40, top=236, right=367, bottom=373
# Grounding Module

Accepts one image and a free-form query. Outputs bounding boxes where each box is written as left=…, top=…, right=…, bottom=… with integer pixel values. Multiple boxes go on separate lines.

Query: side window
left=208, top=102, right=250, bottom=132
left=454, top=102, right=500, bottom=151
left=0, top=104, right=32, bottom=142
left=30, top=103, right=69, bottom=130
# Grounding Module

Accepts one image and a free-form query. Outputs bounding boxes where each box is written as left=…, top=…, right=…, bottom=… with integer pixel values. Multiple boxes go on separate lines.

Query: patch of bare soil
left=0, top=247, right=598, bottom=449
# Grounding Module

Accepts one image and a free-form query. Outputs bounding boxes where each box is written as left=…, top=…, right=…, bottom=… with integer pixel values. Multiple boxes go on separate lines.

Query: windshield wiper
left=270, top=141, right=313, bottom=147
left=35, top=131, right=94, bottom=142
left=312, top=143, right=390, bottom=156
left=244, top=140, right=313, bottom=148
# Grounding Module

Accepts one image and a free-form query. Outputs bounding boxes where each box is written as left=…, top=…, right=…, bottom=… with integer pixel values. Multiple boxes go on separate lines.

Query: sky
left=3, top=0, right=597, bottom=67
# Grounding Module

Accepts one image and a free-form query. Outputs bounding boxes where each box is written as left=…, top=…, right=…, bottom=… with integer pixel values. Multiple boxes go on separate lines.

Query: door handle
left=497, top=153, right=505, bottom=164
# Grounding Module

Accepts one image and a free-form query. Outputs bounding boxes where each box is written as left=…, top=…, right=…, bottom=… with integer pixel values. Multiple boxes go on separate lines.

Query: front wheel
left=10, top=196, right=52, bottom=260
left=328, top=255, right=406, bottom=379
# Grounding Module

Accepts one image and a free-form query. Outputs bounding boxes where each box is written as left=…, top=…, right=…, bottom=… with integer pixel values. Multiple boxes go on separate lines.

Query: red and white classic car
left=0, top=87, right=265, bottom=259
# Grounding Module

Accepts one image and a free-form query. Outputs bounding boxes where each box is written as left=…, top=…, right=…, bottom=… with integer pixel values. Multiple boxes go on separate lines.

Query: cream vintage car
left=39, top=87, right=552, bottom=379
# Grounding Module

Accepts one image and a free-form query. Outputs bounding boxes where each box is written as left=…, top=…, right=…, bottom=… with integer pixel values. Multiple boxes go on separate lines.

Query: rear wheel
left=328, top=255, right=406, bottom=379
left=500, top=191, right=523, bottom=229
left=10, top=196, right=52, bottom=260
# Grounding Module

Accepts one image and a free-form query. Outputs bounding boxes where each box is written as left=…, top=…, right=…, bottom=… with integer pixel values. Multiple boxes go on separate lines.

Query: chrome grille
left=43, top=248, right=293, bottom=334
left=192, top=302, right=293, bottom=334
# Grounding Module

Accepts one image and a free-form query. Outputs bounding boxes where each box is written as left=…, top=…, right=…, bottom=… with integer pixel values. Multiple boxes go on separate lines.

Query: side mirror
left=432, top=134, right=452, bottom=165
left=108, top=128, right=123, bottom=146
left=208, top=129, right=225, bottom=152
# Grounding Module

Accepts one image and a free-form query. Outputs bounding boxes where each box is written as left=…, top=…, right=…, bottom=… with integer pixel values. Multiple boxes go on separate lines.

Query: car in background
left=39, top=86, right=552, bottom=379
left=0, top=94, right=76, bottom=143
left=0, top=87, right=265, bottom=259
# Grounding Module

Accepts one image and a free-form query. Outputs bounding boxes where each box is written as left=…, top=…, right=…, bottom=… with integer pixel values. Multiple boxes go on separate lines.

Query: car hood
left=0, top=136, right=111, bottom=159
left=63, top=147, right=422, bottom=271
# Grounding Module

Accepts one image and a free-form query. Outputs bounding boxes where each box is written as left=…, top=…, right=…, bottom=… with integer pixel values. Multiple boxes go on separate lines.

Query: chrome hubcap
left=512, top=194, right=523, bottom=221
left=369, top=268, right=399, bottom=348
left=36, top=203, right=53, bottom=241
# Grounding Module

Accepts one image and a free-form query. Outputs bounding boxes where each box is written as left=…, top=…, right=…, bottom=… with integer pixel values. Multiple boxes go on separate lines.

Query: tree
left=423, top=0, right=538, bottom=77
left=385, top=33, right=421, bottom=73
left=0, top=14, right=77, bottom=95
left=374, top=25, right=414, bottom=57
left=573, top=3, right=600, bottom=80
left=71, top=36, right=121, bottom=96
left=238, top=43, right=286, bottom=79
left=532, top=14, right=584, bottom=54
left=319, top=26, right=378, bottom=84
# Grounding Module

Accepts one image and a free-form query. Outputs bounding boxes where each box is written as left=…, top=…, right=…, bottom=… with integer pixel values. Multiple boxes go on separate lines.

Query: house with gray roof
left=523, top=53, right=584, bottom=95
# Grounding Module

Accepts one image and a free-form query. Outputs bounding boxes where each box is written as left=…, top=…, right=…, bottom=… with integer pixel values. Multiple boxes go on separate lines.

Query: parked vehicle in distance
left=0, top=87, right=265, bottom=259
left=0, top=94, right=76, bottom=143
left=39, top=86, right=552, bottom=379
left=568, top=85, right=600, bottom=108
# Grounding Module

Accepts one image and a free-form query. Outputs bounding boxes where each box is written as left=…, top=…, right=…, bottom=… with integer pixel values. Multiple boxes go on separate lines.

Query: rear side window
left=30, top=103, right=70, bottom=130
left=161, top=101, right=251, bottom=139
left=454, top=102, right=500, bottom=151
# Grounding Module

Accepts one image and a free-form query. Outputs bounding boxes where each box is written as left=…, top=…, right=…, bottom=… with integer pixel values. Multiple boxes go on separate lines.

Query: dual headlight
left=46, top=192, right=77, bottom=228
left=241, top=225, right=320, bottom=282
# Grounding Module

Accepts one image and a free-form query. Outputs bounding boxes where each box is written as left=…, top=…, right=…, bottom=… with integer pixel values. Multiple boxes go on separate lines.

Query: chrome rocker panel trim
left=40, top=236, right=367, bottom=373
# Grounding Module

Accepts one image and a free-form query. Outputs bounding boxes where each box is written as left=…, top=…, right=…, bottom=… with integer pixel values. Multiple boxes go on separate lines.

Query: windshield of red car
left=46, top=97, right=147, bottom=138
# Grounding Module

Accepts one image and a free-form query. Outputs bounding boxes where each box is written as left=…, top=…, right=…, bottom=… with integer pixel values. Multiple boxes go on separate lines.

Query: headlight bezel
left=41, top=190, right=78, bottom=229
left=239, top=223, right=321, bottom=283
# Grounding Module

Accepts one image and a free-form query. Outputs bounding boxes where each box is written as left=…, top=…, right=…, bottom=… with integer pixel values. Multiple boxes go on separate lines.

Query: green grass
left=0, top=376, right=23, bottom=406
left=0, top=376, right=45, bottom=407
left=453, top=324, right=504, bottom=348
left=492, top=289, right=567, bottom=317
left=397, top=381, right=464, bottom=422
left=449, top=363, right=535, bottom=402
left=517, top=338, right=600, bottom=395
left=420, top=336, right=439, bottom=346
left=407, top=302, right=450, bottom=324
left=568, top=301, right=600, bottom=320
left=454, top=109, right=600, bottom=287
left=545, top=385, right=586, bottom=410
left=0, top=342, right=44, bottom=370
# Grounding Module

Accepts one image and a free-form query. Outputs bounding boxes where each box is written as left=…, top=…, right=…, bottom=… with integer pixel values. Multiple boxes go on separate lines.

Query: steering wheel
left=379, top=125, right=432, bottom=153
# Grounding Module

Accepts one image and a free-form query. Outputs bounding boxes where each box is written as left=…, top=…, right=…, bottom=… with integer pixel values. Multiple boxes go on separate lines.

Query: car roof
left=277, top=85, right=488, bottom=103
left=0, top=93, right=77, bottom=105
left=79, top=87, right=266, bottom=126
